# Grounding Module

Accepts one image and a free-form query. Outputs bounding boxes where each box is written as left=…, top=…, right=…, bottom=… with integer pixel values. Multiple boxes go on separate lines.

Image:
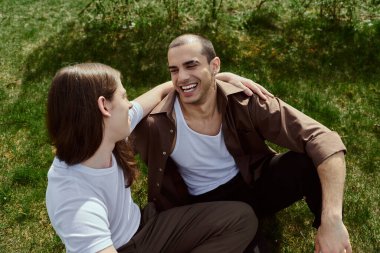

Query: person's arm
left=314, top=151, right=352, bottom=253
left=250, top=96, right=351, bottom=252
left=97, top=245, right=117, bottom=253
left=133, top=81, right=173, bottom=117
left=133, top=74, right=272, bottom=117
left=216, top=72, right=273, bottom=100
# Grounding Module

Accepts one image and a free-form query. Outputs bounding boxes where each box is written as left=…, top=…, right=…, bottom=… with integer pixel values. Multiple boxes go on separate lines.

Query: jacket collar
left=216, top=80, right=245, bottom=96
left=150, top=89, right=176, bottom=115
left=150, top=80, right=244, bottom=115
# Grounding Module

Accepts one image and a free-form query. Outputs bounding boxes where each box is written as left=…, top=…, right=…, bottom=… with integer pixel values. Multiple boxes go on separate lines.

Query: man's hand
left=314, top=217, right=352, bottom=253
left=216, top=72, right=273, bottom=100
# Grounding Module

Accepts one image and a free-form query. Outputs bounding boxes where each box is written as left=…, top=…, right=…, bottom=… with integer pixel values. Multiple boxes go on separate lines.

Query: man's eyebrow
left=183, top=60, right=199, bottom=66
left=168, top=59, right=199, bottom=69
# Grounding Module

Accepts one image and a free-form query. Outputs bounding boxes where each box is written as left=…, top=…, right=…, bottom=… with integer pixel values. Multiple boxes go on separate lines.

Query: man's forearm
left=315, top=151, right=352, bottom=252
left=317, top=151, right=346, bottom=221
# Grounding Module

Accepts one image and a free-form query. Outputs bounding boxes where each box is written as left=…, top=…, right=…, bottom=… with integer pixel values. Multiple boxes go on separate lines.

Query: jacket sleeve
left=250, top=95, right=346, bottom=167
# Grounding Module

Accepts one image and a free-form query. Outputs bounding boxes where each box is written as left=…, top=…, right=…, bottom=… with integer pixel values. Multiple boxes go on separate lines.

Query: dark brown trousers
left=118, top=201, right=258, bottom=253
left=191, top=151, right=322, bottom=228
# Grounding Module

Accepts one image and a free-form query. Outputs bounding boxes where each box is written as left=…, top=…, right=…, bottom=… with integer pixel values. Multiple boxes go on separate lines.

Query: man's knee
left=224, top=201, right=258, bottom=236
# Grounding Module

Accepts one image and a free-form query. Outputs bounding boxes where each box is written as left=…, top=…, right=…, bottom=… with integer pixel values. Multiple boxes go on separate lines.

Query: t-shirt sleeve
left=52, top=197, right=113, bottom=253
left=129, top=101, right=143, bottom=132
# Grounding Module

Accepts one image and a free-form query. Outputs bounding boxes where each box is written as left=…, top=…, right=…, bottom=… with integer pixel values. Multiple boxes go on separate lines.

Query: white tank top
left=171, top=97, right=238, bottom=195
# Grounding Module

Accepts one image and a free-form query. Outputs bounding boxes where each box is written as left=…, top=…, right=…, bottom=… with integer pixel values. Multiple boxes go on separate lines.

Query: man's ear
left=97, top=96, right=111, bottom=117
left=210, top=57, right=221, bottom=74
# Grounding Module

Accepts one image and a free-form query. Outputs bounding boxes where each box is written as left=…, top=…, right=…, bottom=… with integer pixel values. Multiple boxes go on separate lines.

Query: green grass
left=0, top=1, right=89, bottom=251
left=0, top=0, right=379, bottom=252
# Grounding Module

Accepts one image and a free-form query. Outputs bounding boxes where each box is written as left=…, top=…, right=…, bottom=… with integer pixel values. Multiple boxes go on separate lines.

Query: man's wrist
left=321, top=209, right=343, bottom=224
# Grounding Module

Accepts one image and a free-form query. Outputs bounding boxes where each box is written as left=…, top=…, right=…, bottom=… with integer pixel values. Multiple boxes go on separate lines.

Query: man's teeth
left=181, top=84, right=197, bottom=92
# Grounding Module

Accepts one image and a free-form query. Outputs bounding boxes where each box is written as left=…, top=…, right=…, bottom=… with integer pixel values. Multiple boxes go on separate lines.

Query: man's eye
left=170, top=69, right=178, bottom=73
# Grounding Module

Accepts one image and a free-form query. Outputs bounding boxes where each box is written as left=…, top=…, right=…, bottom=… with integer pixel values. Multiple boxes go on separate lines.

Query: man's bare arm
left=314, top=151, right=352, bottom=253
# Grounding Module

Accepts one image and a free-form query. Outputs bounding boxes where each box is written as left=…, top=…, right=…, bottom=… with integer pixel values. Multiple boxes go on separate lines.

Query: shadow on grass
left=22, top=21, right=171, bottom=86
left=20, top=18, right=244, bottom=86
left=21, top=11, right=380, bottom=88
left=243, top=12, right=380, bottom=83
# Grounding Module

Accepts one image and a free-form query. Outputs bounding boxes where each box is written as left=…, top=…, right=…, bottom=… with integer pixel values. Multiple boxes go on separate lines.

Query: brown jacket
left=132, top=81, right=346, bottom=211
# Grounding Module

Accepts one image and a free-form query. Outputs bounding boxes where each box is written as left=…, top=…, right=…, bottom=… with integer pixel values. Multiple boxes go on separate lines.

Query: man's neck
left=179, top=85, right=218, bottom=120
left=178, top=89, right=222, bottom=136
left=180, top=99, right=218, bottom=120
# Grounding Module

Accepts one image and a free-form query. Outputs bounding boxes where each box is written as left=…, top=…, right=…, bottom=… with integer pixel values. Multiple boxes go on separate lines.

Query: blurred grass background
left=0, top=0, right=379, bottom=252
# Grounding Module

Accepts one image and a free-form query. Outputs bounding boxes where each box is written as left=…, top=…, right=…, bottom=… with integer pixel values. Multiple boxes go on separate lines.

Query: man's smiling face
left=168, top=41, right=219, bottom=105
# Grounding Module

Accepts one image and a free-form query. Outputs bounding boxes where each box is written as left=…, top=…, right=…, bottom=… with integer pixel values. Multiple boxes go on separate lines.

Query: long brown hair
left=46, top=63, right=138, bottom=186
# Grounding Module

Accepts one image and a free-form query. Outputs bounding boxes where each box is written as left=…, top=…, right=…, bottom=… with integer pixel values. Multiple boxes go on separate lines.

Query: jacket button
left=170, top=129, right=174, bottom=133
left=158, top=168, right=163, bottom=172
left=156, top=183, right=160, bottom=187
left=153, top=198, right=157, bottom=201
left=162, top=151, right=166, bottom=155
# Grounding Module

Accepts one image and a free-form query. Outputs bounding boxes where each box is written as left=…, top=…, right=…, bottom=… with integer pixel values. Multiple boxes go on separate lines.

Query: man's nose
left=178, top=69, right=190, bottom=83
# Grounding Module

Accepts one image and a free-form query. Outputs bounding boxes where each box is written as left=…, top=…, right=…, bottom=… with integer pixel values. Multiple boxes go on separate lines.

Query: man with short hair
left=133, top=34, right=352, bottom=253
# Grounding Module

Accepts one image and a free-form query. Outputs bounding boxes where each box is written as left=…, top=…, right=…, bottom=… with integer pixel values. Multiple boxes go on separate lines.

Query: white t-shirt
left=171, top=97, right=238, bottom=195
left=46, top=101, right=143, bottom=253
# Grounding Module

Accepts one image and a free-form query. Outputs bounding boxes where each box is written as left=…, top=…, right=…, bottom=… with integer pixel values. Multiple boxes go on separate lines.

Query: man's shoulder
left=216, top=80, right=261, bottom=101
left=216, top=81, right=261, bottom=108
left=150, top=90, right=176, bottom=115
left=216, top=80, right=245, bottom=96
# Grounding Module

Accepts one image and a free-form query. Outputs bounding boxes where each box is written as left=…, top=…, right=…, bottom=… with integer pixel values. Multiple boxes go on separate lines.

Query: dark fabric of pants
left=190, top=151, right=322, bottom=228
left=117, top=201, right=258, bottom=253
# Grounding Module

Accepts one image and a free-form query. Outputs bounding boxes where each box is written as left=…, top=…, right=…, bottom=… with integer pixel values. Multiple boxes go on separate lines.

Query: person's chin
left=180, top=89, right=200, bottom=102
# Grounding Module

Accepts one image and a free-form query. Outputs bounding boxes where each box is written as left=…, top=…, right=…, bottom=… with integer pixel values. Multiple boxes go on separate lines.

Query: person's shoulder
left=47, top=159, right=86, bottom=198
left=136, top=91, right=175, bottom=127
left=46, top=170, right=106, bottom=219
left=150, top=90, right=176, bottom=115
left=216, top=80, right=263, bottom=102
left=48, top=157, right=69, bottom=178
left=216, top=80, right=245, bottom=96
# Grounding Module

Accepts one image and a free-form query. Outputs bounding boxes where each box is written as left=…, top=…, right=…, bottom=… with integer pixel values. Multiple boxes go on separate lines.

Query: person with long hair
left=45, top=63, right=264, bottom=253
